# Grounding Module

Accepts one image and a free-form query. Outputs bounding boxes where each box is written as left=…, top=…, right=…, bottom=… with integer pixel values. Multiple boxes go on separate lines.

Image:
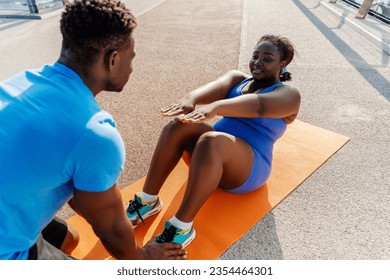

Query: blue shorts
left=225, top=148, right=271, bottom=194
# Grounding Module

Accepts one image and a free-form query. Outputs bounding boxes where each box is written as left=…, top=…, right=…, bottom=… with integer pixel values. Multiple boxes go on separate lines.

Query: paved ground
left=1, top=0, right=389, bottom=259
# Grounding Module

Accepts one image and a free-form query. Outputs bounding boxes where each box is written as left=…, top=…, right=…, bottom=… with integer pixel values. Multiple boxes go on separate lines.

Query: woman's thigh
left=165, top=120, right=214, bottom=164
left=193, top=131, right=255, bottom=190
left=225, top=148, right=270, bottom=193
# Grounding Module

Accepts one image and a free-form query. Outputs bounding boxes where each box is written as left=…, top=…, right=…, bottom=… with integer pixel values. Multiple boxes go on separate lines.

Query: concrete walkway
left=224, top=0, right=390, bottom=260
left=1, top=0, right=389, bottom=259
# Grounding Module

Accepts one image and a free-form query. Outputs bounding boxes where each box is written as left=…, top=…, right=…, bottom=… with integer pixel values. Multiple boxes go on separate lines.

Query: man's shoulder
left=67, top=111, right=125, bottom=193
left=81, top=111, right=124, bottom=156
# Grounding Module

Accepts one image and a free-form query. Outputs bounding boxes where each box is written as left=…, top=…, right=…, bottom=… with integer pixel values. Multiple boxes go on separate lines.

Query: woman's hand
left=178, top=103, right=217, bottom=123
left=161, top=97, right=195, bottom=117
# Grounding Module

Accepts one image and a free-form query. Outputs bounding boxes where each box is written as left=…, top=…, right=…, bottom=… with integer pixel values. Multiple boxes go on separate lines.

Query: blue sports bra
left=213, top=77, right=287, bottom=164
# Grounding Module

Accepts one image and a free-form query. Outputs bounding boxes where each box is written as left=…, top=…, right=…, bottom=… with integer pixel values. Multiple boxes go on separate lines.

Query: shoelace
left=126, top=199, right=145, bottom=223
left=156, top=226, right=177, bottom=243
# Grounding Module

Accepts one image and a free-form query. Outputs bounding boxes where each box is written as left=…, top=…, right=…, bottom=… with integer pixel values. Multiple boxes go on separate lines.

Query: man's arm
left=72, top=184, right=187, bottom=260
left=67, top=197, right=82, bottom=217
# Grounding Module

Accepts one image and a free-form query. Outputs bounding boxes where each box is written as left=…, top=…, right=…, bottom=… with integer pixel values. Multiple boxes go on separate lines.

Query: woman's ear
left=104, top=49, right=119, bottom=72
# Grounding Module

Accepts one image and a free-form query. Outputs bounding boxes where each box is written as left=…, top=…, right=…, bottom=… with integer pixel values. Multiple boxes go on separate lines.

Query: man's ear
left=104, top=49, right=119, bottom=72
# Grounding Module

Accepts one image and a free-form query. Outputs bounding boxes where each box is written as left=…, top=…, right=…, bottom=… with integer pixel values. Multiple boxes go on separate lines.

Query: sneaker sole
left=181, top=228, right=196, bottom=249
left=131, top=200, right=163, bottom=229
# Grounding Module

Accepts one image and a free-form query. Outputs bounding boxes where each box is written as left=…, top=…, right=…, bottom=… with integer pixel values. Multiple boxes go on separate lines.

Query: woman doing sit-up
left=126, top=34, right=301, bottom=248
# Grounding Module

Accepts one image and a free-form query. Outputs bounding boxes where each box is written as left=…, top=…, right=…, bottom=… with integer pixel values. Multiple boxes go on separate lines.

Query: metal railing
left=329, top=0, right=390, bottom=23
left=0, top=0, right=62, bottom=14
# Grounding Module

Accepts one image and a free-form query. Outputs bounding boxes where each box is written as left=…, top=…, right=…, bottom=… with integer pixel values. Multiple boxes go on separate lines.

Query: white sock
left=140, top=191, right=158, bottom=203
left=169, top=216, right=193, bottom=231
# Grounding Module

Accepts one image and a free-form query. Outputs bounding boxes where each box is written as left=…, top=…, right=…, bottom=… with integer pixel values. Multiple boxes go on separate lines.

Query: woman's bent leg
left=175, top=131, right=254, bottom=222
left=142, top=119, right=213, bottom=195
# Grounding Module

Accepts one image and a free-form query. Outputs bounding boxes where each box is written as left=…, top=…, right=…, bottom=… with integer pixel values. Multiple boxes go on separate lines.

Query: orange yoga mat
left=67, top=120, right=350, bottom=260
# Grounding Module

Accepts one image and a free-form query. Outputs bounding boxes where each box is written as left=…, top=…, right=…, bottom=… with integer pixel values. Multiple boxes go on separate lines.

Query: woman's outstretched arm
left=161, top=70, right=248, bottom=117
left=178, top=85, right=301, bottom=123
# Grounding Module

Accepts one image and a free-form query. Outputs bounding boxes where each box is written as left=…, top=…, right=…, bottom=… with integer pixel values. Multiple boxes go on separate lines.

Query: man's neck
left=57, top=51, right=102, bottom=97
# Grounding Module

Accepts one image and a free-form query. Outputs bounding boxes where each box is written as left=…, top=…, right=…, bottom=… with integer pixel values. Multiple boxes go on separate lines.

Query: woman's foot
left=126, top=193, right=163, bottom=228
left=155, top=221, right=196, bottom=248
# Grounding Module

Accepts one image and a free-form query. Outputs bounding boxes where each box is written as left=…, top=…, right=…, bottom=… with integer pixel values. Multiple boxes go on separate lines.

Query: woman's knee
left=195, top=132, right=226, bottom=154
left=161, top=118, right=187, bottom=137
left=162, top=119, right=213, bottom=147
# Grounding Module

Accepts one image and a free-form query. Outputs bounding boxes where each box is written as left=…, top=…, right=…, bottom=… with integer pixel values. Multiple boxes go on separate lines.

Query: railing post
left=26, top=0, right=39, bottom=13
left=355, top=0, right=374, bottom=19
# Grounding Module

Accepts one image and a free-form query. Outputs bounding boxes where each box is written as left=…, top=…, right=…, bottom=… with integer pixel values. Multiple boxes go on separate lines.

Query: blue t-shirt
left=213, top=77, right=287, bottom=165
left=0, top=63, right=126, bottom=259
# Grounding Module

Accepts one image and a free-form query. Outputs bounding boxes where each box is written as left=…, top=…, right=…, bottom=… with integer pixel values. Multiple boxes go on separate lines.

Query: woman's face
left=249, top=41, right=285, bottom=83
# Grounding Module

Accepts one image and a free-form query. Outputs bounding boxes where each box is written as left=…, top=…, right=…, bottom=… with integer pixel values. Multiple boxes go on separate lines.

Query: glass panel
left=342, top=0, right=390, bottom=23
left=0, top=0, right=62, bottom=13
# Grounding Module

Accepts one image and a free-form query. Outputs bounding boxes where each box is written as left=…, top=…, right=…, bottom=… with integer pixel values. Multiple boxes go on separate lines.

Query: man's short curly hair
left=60, top=0, right=137, bottom=65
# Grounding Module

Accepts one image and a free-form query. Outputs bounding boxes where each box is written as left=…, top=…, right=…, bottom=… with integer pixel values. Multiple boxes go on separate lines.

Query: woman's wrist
left=212, top=100, right=224, bottom=116
left=183, top=94, right=197, bottom=105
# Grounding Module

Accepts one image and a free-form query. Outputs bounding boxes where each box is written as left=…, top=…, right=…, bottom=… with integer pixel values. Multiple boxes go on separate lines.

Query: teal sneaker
left=126, top=193, right=163, bottom=228
left=155, top=221, right=196, bottom=248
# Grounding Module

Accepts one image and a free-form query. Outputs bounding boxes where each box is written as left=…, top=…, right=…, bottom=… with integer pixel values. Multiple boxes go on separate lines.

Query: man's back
left=0, top=62, right=125, bottom=259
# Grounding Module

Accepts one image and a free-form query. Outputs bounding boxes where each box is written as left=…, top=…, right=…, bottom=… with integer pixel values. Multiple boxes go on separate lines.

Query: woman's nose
left=253, top=58, right=262, bottom=66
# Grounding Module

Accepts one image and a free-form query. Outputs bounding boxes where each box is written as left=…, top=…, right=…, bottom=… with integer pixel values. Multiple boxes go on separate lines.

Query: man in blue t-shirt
left=0, top=0, right=187, bottom=260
